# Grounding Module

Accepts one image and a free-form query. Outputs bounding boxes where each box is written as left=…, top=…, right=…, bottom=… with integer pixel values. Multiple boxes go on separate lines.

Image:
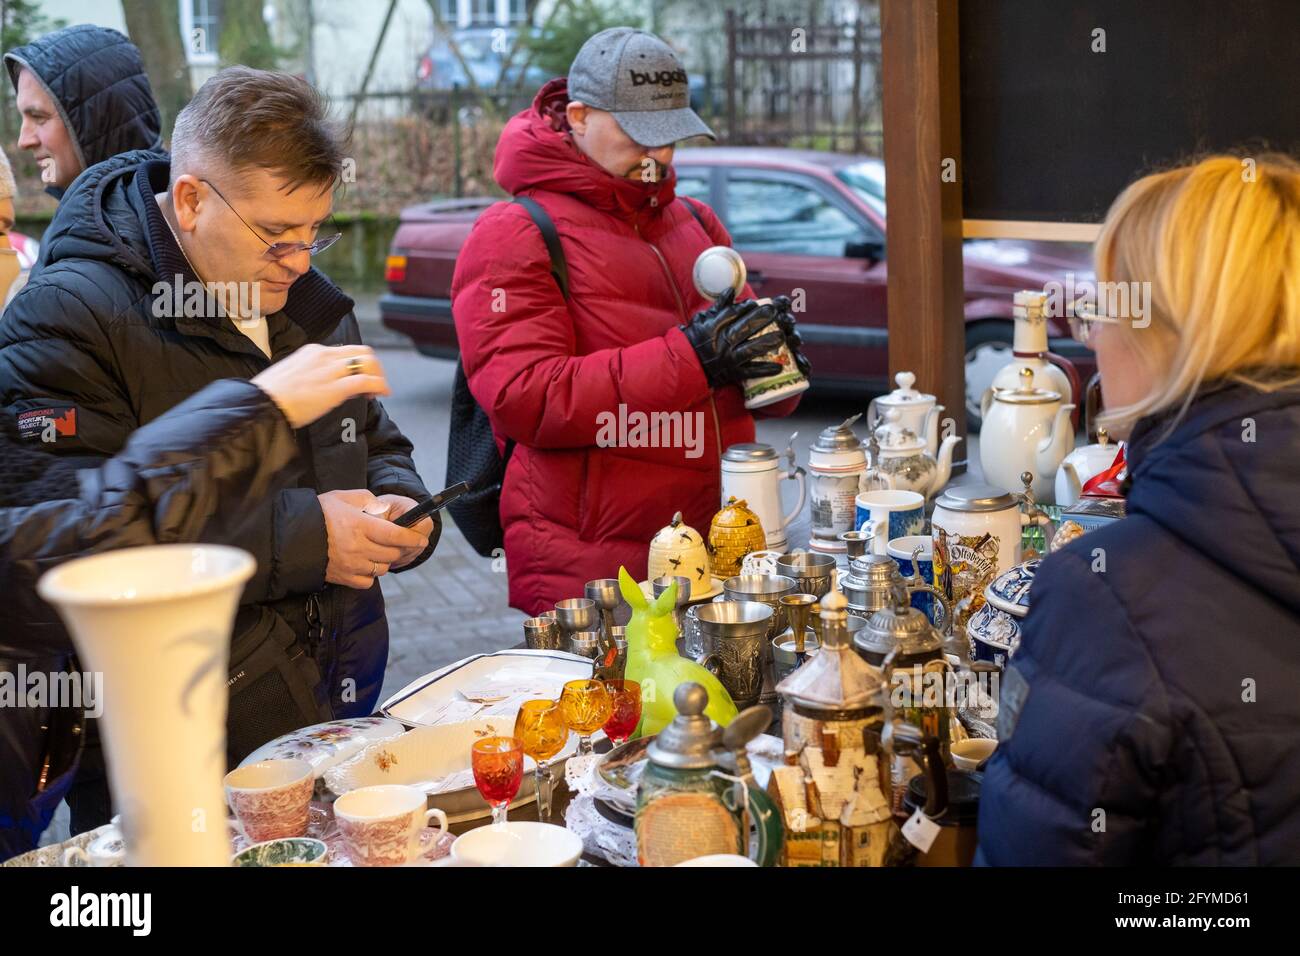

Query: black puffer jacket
left=0, top=153, right=434, bottom=772
left=0, top=378, right=299, bottom=861
left=4, top=24, right=163, bottom=185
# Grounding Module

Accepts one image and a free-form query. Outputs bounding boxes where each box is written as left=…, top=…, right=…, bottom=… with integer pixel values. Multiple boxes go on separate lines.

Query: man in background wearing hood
left=6, top=24, right=163, bottom=199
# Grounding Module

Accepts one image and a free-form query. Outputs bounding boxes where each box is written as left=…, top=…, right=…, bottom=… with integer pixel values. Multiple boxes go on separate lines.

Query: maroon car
left=380, top=147, right=1095, bottom=425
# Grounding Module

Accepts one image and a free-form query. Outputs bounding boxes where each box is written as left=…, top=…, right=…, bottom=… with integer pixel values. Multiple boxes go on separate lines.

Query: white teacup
left=951, top=737, right=998, bottom=771
left=451, top=821, right=583, bottom=867
left=740, top=549, right=783, bottom=577
left=334, top=785, right=448, bottom=867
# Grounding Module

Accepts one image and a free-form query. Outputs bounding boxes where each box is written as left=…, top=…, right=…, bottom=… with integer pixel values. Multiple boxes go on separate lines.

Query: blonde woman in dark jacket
left=977, top=154, right=1300, bottom=865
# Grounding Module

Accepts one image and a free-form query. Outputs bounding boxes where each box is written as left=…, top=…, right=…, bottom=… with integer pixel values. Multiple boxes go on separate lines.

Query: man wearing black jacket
left=6, top=24, right=163, bottom=198
left=0, top=67, right=437, bottom=834
left=6, top=24, right=164, bottom=286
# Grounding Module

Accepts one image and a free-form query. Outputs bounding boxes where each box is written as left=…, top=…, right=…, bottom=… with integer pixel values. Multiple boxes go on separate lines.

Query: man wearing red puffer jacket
left=452, top=28, right=807, bottom=615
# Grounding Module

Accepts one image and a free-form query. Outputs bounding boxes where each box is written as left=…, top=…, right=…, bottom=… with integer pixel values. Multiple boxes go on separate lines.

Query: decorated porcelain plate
left=597, top=735, right=656, bottom=791
left=237, top=717, right=405, bottom=778
left=324, top=716, right=579, bottom=801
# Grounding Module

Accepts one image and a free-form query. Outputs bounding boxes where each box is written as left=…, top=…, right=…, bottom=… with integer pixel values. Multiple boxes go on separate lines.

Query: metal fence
left=723, top=6, right=883, bottom=154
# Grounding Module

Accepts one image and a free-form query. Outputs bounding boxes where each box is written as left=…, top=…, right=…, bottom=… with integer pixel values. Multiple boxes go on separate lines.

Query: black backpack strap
left=511, top=195, right=569, bottom=300
left=679, top=196, right=707, bottom=235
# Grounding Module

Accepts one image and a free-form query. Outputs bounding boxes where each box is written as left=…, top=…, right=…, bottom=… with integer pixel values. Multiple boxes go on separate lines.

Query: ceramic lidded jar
left=647, top=511, right=712, bottom=600
left=931, top=484, right=1027, bottom=630
left=708, top=497, right=767, bottom=580
left=966, top=558, right=1040, bottom=670
left=807, top=415, right=868, bottom=551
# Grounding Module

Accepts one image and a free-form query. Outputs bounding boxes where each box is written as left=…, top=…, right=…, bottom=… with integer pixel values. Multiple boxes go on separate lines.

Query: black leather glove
left=769, top=294, right=812, bottom=379
left=681, top=288, right=785, bottom=388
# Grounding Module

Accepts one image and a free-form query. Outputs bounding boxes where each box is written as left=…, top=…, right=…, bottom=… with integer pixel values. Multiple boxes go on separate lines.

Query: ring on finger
left=370, top=560, right=379, bottom=577
left=346, top=357, right=366, bottom=376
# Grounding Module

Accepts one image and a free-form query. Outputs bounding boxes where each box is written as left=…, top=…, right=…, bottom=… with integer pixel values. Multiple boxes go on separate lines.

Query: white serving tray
left=377, top=649, right=600, bottom=822
left=380, top=649, right=595, bottom=728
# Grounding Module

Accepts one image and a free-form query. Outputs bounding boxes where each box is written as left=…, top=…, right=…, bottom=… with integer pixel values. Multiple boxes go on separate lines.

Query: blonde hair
left=1093, top=152, right=1300, bottom=433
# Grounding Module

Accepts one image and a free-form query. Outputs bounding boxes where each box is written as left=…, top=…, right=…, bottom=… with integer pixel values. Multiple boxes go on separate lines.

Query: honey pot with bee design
left=708, top=497, right=768, bottom=579
left=646, top=512, right=713, bottom=600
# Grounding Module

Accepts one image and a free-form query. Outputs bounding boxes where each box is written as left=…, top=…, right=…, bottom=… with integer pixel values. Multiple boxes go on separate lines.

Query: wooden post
left=879, top=0, right=966, bottom=456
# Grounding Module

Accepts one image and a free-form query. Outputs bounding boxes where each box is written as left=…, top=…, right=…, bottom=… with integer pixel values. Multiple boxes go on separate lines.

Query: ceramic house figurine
left=646, top=512, right=712, bottom=599
left=708, top=497, right=767, bottom=579
left=769, top=590, right=896, bottom=866
left=618, top=567, right=737, bottom=735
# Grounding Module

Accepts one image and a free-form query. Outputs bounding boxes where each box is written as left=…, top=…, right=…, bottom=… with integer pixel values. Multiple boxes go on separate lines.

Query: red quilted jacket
left=451, top=79, right=801, bottom=615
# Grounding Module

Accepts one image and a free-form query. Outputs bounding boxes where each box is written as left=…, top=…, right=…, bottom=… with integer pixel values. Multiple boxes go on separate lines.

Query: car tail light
left=385, top=254, right=407, bottom=284
left=417, top=56, right=433, bottom=81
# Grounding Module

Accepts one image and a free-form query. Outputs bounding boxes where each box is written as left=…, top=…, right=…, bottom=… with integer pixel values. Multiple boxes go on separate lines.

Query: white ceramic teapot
left=979, top=367, right=1076, bottom=503
left=863, top=408, right=961, bottom=501
left=1054, top=427, right=1122, bottom=507
left=868, top=372, right=945, bottom=458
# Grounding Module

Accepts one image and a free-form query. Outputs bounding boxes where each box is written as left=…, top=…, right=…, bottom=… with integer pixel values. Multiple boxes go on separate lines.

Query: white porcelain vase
left=38, top=544, right=256, bottom=866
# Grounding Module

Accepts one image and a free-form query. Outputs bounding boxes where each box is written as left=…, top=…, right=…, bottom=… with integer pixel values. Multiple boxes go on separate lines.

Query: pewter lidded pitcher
left=840, top=551, right=952, bottom=632
left=635, top=684, right=784, bottom=867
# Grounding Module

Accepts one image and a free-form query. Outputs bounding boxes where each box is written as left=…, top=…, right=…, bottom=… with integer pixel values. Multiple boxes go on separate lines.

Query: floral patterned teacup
left=224, top=758, right=314, bottom=844
left=333, top=785, right=448, bottom=867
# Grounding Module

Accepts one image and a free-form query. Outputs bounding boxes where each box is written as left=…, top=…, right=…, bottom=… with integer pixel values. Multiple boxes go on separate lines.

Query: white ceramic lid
left=875, top=371, right=934, bottom=407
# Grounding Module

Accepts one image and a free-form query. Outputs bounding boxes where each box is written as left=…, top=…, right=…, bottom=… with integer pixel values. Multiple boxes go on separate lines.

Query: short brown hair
left=170, top=66, right=351, bottom=194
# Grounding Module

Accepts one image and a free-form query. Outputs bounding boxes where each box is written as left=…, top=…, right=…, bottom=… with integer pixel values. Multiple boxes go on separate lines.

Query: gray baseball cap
left=568, top=28, right=715, bottom=148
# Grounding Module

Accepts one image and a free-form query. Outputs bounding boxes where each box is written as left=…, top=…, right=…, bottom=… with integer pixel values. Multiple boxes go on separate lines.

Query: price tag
left=901, top=807, right=942, bottom=853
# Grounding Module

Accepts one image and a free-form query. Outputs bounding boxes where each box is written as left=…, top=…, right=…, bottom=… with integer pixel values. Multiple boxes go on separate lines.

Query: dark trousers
left=65, top=721, right=113, bottom=834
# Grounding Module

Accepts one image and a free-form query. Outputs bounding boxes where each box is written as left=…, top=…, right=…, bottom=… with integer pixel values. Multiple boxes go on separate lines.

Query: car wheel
left=964, top=321, right=1014, bottom=432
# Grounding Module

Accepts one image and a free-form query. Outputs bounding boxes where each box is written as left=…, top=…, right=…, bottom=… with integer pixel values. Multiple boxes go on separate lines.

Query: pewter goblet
left=652, top=574, right=693, bottom=635
left=523, top=615, right=563, bottom=651
left=776, top=552, right=837, bottom=600
left=839, top=530, right=873, bottom=561
left=584, top=579, right=621, bottom=640
left=567, top=630, right=603, bottom=661
left=554, top=597, right=597, bottom=635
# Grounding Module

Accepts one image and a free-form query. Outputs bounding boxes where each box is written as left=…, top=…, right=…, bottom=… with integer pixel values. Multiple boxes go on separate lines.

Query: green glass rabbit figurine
left=617, top=567, right=738, bottom=735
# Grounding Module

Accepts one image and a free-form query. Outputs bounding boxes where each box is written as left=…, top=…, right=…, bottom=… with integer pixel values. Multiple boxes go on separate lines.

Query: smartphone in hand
left=391, top=481, right=471, bottom=528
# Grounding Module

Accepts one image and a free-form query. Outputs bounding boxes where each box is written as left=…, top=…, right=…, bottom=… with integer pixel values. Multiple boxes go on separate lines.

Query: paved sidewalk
left=376, top=517, right=515, bottom=705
